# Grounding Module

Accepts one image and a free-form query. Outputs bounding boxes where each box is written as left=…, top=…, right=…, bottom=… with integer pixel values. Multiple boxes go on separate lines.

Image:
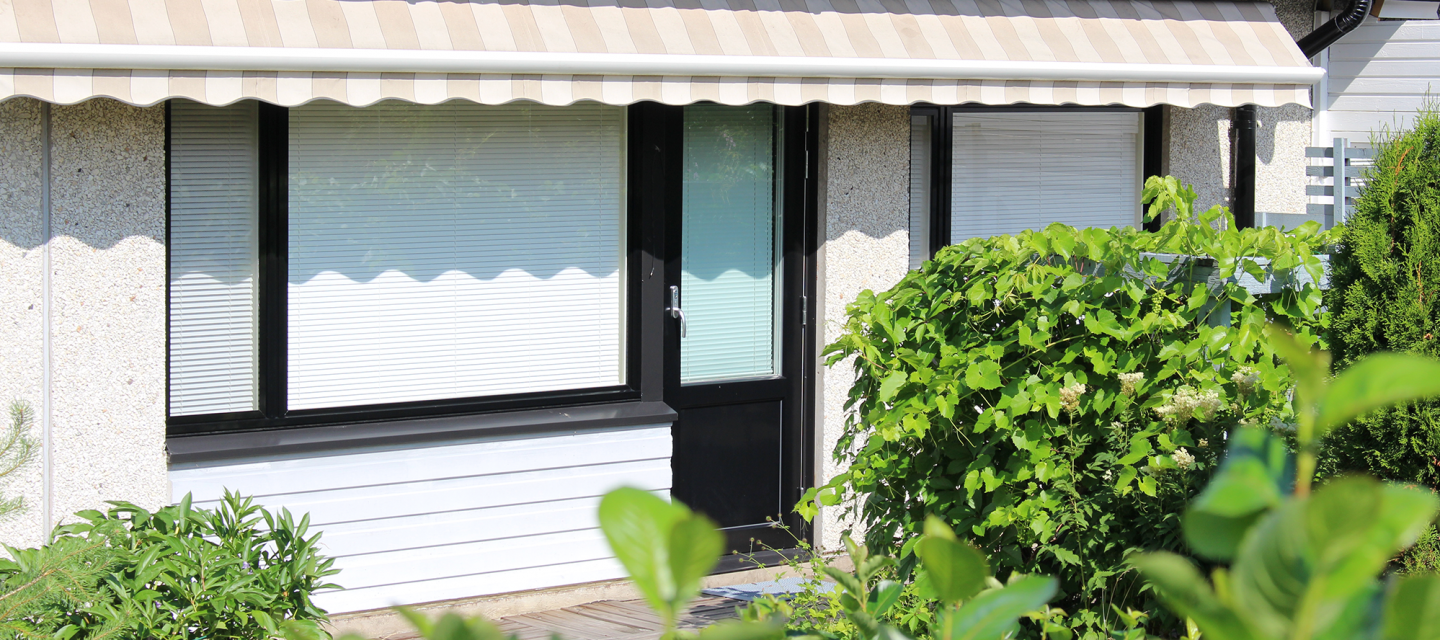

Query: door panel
left=665, top=103, right=811, bottom=557
left=671, top=401, right=782, bottom=528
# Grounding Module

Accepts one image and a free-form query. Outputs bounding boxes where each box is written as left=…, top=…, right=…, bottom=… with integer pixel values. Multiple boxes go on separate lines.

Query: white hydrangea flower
left=1173, top=448, right=1195, bottom=470
left=1231, top=366, right=1260, bottom=396
left=1119, top=372, right=1144, bottom=396
left=1059, top=382, right=1086, bottom=413
left=1155, top=386, right=1225, bottom=425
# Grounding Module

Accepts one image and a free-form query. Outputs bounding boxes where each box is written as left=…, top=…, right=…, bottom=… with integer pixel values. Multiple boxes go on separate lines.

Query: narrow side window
left=908, top=113, right=933, bottom=270
left=169, top=100, right=260, bottom=417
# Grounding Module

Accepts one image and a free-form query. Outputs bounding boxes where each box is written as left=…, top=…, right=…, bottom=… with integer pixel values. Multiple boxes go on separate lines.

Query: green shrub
left=799, top=178, right=1332, bottom=637
left=1321, top=100, right=1440, bottom=487
left=1135, top=326, right=1440, bottom=640
left=0, top=492, right=339, bottom=639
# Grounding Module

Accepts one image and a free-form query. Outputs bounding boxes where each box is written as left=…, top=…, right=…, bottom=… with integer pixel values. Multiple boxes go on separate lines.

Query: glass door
left=666, top=103, right=809, bottom=557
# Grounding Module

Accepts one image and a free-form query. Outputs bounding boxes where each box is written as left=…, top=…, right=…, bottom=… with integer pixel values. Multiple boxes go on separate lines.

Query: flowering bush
left=799, top=177, right=1332, bottom=637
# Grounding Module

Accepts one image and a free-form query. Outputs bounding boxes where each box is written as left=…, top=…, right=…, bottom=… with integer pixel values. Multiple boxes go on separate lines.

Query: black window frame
left=911, top=103, right=1165, bottom=261
left=166, top=100, right=650, bottom=437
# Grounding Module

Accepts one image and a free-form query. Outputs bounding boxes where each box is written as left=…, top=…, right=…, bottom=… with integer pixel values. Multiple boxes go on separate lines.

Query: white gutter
left=0, top=43, right=1325, bottom=85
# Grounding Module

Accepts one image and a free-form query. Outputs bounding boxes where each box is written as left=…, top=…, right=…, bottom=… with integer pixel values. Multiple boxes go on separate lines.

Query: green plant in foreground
left=1133, top=324, right=1440, bottom=640
left=799, top=176, right=1332, bottom=636
left=374, top=490, right=1056, bottom=640
left=1, top=491, right=340, bottom=639
left=754, top=521, right=1055, bottom=640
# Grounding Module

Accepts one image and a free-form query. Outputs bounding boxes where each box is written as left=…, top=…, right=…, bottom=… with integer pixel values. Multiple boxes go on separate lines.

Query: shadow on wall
left=826, top=103, right=910, bottom=242
left=1256, top=103, right=1311, bottom=165
left=0, top=98, right=164, bottom=251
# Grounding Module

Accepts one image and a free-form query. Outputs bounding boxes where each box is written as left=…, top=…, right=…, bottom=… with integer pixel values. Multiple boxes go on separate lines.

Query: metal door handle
left=668, top=285, right=687, bottom=338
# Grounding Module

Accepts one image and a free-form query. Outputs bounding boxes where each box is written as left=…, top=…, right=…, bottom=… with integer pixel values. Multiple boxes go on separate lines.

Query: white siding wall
left=1323, top=18, right=1440, bottom=144
left=169, top=425, right=671, bottom=613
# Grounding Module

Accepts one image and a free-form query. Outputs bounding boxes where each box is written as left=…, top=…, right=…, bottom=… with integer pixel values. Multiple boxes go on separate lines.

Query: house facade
left=1, top=0, right=1326, bottom=615
left=1311, top=1, right=1439, bottom=147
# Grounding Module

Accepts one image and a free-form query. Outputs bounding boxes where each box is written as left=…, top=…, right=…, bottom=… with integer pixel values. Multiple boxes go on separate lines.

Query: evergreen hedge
left=1322, top=101, right=1440, bottom=487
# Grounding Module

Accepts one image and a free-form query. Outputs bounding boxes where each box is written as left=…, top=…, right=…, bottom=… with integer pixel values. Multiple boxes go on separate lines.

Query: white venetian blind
left=950, top=112, right=1141, bottom=242
left=680, top=104, right=781, bottom=384
left=168, top=99, right=259, bottom=417
left=287, top=101, right=626, bottom=410
left=909, top=115, right=932, bottom=270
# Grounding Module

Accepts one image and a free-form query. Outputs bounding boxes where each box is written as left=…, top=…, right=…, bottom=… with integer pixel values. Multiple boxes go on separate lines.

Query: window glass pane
left=680, top=104, right=782, bottom=384
left=169, top=99, right=259, bottom=416
left=287, top=101, right=626, bottom=410
left=950, top=111, right=1141, bottom=242
left=909, top=114, right=932, bottom=269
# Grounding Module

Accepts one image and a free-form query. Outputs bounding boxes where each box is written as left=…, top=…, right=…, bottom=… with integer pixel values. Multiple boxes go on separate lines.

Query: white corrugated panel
left=910, top=115, right=932, bottom=270
left=950, top=112, right=1141, bottom=241
left=168, top=424, right=672, bottom=613
left=1324, top=18, right=1440, bottom=145
left=287, top=101, right=627, bottom=410
left=168, top=100, right=259, bottom=416
left=679, top=104, right=781, bottom=384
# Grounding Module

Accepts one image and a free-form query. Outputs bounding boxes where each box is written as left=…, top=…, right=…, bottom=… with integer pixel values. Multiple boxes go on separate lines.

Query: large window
left=909, top=107, right=1149, bottom=267
left=168, top=100, right=629, bottom=428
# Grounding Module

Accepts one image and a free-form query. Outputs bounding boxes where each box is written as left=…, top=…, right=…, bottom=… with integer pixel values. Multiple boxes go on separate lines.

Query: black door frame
left=636, top=102, right=819, bottom=560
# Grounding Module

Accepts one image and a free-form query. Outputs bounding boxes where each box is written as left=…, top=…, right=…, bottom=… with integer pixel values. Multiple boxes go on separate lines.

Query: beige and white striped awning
left=0, top=0, right=1320, bottom=108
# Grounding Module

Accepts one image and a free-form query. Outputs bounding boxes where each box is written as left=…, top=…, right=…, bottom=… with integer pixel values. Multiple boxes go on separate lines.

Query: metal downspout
left=1298, top=0, right=1376, bottom=58
left=1234, top=0, right=1371, bottom=228
left=1234, top=105, right=1257, bottom=228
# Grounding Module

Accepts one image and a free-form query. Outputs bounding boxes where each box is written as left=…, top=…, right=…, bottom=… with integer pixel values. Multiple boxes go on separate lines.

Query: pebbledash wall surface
left=0, top=2, right=1321, bottom=609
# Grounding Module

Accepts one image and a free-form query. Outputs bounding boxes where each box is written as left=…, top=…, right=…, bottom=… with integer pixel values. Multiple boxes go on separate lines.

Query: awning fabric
left=0, top=0, right=1319, bottom=108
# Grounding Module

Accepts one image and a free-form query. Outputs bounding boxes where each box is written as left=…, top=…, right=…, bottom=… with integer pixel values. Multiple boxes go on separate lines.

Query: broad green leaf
left=917, top=518, right=989, bottom=605
left=1384, top=574, right=1440, bottom=640
left=879, top=371, right=908, bottom=402
left=667, top=513, right=724, bottom=609
left=598, top=488, right=686, bottom=618
left=944, top=576, right=1057, bottom=640
left=965, top=361, right=1003, bottom=391
left=1317, top=353, right=1440, bottom=435
left=1183, top=427, right=1293, bottom=560
left=1229, top=478, right=1437, bottom=639
left=1309, top=480, right=1438, bottom=600
left=824, top=565, right=867, bottom=602
left=1131, top=553, right=1257, bottom=640
left=872, top=580, right=904, bottom=616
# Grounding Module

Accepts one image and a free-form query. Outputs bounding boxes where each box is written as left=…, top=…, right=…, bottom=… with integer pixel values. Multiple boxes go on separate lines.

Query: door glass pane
left=680, top=104, right=782, bottom=384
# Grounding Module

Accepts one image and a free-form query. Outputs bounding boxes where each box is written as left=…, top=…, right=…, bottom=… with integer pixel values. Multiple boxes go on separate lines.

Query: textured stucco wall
left=48, top=100, right=169, bottom=522
left=1165, top=0, right=1315, bottom=217
left=0, top=98, right=168, bottom=548
left=1166, top=102, right=1312, bottom=217
left=816, top=104, right=911, bottom=551
left=0, top=99, right=47, bottom=549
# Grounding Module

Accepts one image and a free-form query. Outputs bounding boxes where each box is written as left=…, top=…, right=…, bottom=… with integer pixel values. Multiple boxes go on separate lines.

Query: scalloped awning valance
left=0, top=0, right=1321, bottom=108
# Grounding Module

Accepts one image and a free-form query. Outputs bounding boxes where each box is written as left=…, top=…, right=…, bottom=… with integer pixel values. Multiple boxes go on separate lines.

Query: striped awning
left=0, top=0, right=1321, bottom=108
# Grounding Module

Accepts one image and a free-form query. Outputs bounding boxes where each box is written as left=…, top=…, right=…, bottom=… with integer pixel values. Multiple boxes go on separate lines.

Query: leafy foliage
left=1321, top=100, right=1440, bottom=488
left=0, top=491, right=340, bottom=639
left=1134, top=324, right=1440, bottom=640
left=362, top=491, right=1055, bottom=640
left=0, top=400, right=39, bottom=520
left=798, top=177, right=1333, bottom=636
